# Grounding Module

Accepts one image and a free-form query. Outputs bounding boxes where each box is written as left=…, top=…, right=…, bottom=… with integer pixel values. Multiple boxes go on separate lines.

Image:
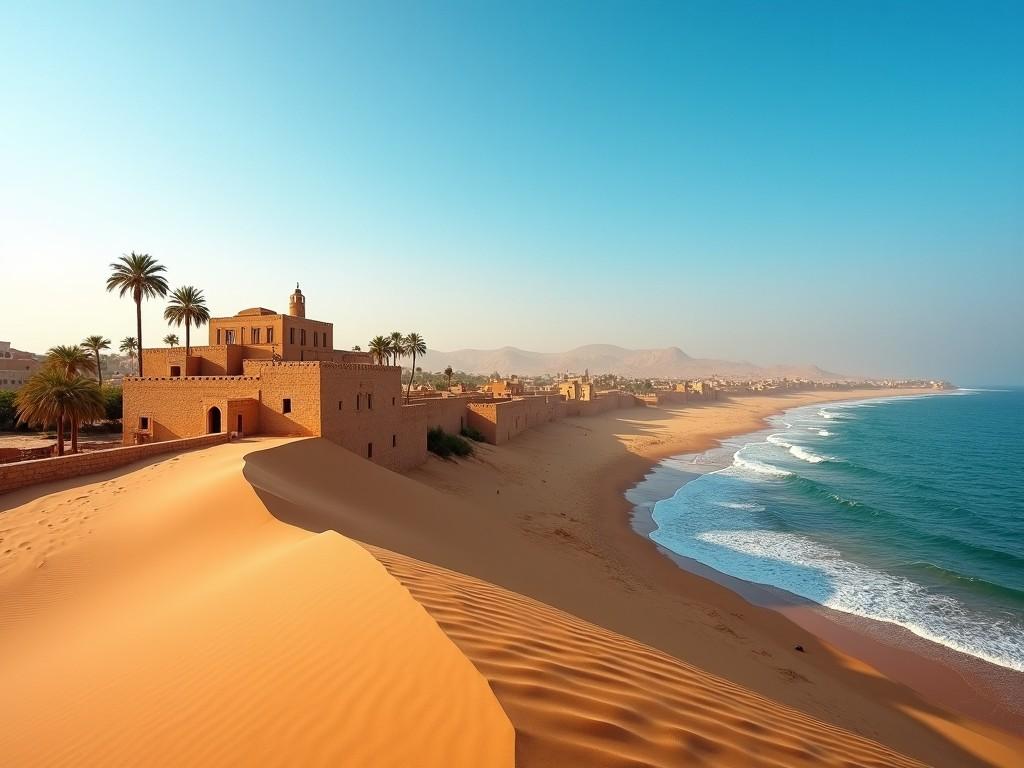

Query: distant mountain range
left=418, top=344, right=842, bottom=380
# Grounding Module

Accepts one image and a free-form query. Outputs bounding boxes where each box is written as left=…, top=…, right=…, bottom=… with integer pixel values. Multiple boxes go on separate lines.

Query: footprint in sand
left=776, top=667, right=810, bottom=683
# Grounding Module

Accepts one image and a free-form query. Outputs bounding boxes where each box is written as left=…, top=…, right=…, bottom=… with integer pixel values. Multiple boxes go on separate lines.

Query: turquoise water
left=646, top=389, right=1024, bottom=671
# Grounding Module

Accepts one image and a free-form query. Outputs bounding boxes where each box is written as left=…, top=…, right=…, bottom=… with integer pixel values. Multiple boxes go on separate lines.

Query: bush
left=0, top=389, right=17, bottom=430
left=102, top=385, right=123, bottom=421
left=427, top=427, right=474, bottom=459
left=460, top=425, right=486, bottom=442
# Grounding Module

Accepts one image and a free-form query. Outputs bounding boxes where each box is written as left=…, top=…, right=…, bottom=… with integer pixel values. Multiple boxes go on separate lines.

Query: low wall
left=0, top=433, right=230, bottom=495
left=0, top=446, right=54, bottom=464
left=466, top=395, right=564, bottom=445
left=565, top=392, right=642, bottom=416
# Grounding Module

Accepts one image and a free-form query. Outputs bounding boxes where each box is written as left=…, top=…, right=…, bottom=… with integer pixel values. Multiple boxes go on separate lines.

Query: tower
left=289, top=283, right=305, bottom=318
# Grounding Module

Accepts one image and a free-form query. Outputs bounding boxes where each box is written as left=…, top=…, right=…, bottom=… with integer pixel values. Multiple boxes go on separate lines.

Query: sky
left=2, top=1, right=1021, bottom=384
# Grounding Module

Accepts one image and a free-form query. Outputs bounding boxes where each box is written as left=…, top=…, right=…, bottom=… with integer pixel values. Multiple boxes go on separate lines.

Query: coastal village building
left=558, top=378, right=596, bottom=402
left=482, top=378, right=525, bottom=398
left=0, top=342, right=40, bottom=390
left=123, top=285, right=644, bottom=470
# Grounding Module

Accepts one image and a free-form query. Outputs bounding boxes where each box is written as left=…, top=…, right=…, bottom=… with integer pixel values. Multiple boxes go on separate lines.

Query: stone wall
left=465, top=398, right=551, bottom=445
left=319, top=363, right=409, bottom=469
left=414, top=396, right=481, bottom=436
left=565, top=392, right=641, bottom=416
left=140, top=345, right=250, bottom=378
left=0, top=433, right=229, bottom=494
left=123, top=377, right=262, bottom=444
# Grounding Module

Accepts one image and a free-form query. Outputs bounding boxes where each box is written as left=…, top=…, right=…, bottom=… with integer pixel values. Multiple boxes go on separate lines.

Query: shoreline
left=622, top=391, right=1024, bottom=733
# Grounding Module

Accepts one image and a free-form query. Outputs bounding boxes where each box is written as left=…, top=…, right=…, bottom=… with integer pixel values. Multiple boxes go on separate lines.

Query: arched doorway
left=207, top=406, right=222, bottom=434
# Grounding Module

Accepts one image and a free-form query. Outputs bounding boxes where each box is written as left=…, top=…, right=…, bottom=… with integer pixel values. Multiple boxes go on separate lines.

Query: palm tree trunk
left=56, top=413, right=65, bottom=456
left=95, top=350, right=103, bottom=388
left=185, top=318, right=191, bottom=357
left=135, top=290, right=144, bottom=377
left=71, top=418, right=79, bottom=454
left=406, top=351, right=417, bottom=402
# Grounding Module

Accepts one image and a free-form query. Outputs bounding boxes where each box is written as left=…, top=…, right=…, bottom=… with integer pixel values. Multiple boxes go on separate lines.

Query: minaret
left=288, top=283, right=305, bottom=318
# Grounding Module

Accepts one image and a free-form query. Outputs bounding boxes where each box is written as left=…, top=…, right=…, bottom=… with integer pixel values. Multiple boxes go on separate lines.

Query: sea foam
left=732, top=450, right=792, bottom=478
left=788, top=445, right=828, bottom=463
left=692, top=529, right=1024, bottom=672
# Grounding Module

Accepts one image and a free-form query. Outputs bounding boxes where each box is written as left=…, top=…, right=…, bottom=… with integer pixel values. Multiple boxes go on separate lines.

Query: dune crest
left=0, top=440, right=513, bottom=768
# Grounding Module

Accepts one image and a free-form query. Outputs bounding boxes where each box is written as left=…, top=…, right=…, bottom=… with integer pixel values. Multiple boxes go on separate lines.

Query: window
left=283, top=398, right=292, bottom=414
left=225, top=329, right=236, bottom=344
left=300, top=329, right=307, bottom=346
left=338, top=400, right=343, bottom=410
left=267, top=327, right=274, bottom=343
left=251, top=328, right=260, bottom=344
left=289, top=328, right=295, bottom=344
left=392, top=397, right=396, bottom=406
left=367, top=394, right=373, bottom=410
left=367, top=442, right=373, bottom=459
left=139, top=416, right=149, bottom=430
left=313, top=332, right=319, bottom=347
left=170, top=365, right=181, bottom=377
left=392, top=434, right=397, bottom=447
left=356, top=393, right=361, bottom=411
left=216, top=329, right=222, bottom=344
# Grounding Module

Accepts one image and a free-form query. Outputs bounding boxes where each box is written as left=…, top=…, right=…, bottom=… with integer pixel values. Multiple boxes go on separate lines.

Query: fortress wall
left=0, top=433, right=230, bottom=494
left=123, top=377, right=262, bottom=444
left=318, top=364, right=412, bottom=469
left=415, top=397, right=475, bottom=436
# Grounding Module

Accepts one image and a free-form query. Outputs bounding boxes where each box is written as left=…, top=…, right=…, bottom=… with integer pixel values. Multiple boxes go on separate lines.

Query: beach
left=2, top=388, right=1022, bottom=766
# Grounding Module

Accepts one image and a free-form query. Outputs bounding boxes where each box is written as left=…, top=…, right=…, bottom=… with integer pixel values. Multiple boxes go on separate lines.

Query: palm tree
left=120, top=337, right=139, bottom=375
left=444, top=366, right=454, bottom=390
left=16, top=369, right=104, bottom=455
left=403, top=332, right=427, bottom=401
left=369, top=335, right=390, bottom=365
left=106, top=252, right=169, bottom=377
left=81, top=335, right=111, bottom=387
left=46, top=344, right=96, bottom=377
left=388, top=331, right=405, bottom=366
left=163, top=285, right=210, bottom=356
left=163, top=333, right=179, bottom=347
left=44, top=346, right=100, bottom=451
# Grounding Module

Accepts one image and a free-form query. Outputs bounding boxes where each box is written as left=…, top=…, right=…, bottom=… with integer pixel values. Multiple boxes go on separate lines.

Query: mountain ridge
left=418, top=344, right=842, bottom=380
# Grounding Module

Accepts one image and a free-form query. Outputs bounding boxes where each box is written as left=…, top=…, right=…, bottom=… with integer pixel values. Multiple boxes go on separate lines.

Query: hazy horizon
left=3, top=2, right=1021, bottom=384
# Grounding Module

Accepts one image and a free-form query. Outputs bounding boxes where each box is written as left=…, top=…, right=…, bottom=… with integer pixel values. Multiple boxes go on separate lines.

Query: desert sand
left=0, top=439, right=513, bottom=767
left=2, top=389, right=1022, bottom=767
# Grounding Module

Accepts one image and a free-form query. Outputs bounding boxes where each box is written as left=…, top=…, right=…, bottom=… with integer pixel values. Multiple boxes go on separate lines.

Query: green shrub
left=102, top=385, right=123, bottom=421
left=460, top=425, right=486, bottom=442
left=427, top=427, right=473, bottom=459
left=0, top=389, right=17, bottom=430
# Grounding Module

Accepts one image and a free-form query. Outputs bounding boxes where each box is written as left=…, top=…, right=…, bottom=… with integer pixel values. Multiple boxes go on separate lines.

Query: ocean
left=636, top=388, right=1024, bottom=672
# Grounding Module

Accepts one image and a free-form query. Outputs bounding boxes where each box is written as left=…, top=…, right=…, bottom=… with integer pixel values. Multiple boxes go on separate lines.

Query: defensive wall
left=0, top=433, right=230, bottom=495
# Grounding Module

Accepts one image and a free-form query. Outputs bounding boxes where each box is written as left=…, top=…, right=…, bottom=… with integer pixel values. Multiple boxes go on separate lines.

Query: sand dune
left=371, top=544, right=925, bottom=767
left=0, top=440, right=513, bottom=767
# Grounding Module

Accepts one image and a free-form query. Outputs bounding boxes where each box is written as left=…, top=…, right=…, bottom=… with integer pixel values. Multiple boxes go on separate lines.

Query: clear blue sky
left=2, top=1, right=1021, bottom=383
